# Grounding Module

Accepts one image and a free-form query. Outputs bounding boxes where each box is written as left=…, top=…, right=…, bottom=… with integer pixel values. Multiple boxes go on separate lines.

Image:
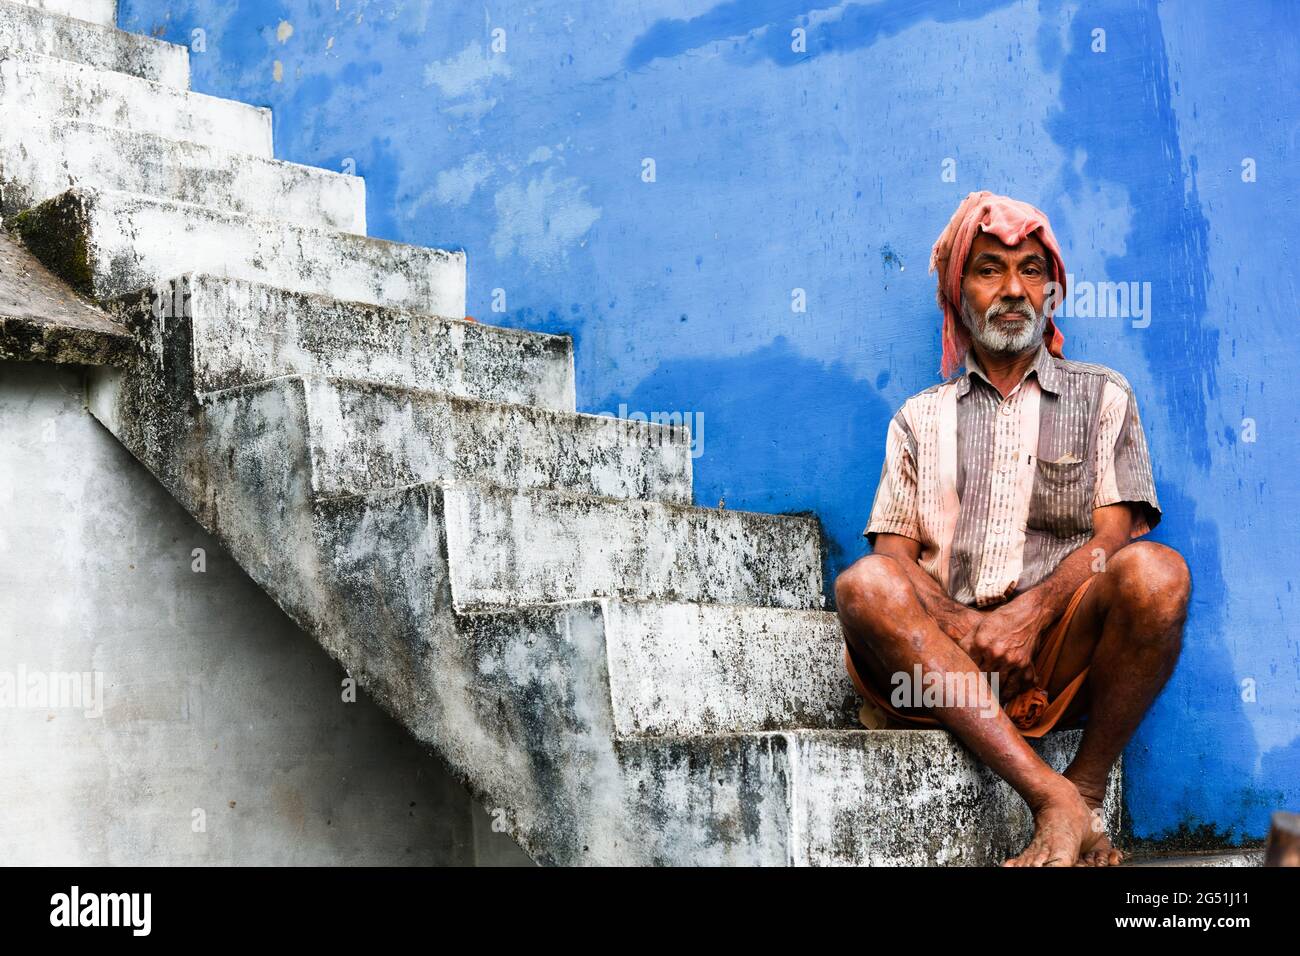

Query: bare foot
left=1066, top=780, right=1125, bottom=867
left=1002, top=781, right=1101, bottom=867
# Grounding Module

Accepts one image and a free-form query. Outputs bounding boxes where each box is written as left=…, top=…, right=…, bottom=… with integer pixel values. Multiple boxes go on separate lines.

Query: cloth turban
left=928, top=190, right=1068, bottom=379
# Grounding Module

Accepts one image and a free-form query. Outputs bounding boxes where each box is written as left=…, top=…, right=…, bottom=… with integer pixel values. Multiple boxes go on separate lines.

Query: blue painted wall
left=118, top=0, right=1300, bottom=845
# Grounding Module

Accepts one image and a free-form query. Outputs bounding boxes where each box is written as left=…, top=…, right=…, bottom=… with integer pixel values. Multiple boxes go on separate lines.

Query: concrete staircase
left=0, top=0, right=1121, bottom=865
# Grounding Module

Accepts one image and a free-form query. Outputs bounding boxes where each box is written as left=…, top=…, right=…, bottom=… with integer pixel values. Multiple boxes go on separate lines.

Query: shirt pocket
left=1027, top=455, right=1094, bottom=539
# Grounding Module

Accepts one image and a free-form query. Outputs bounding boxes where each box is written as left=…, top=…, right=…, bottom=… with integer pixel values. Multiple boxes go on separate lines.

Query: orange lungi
left=843, top=574, right=1098, bottom=738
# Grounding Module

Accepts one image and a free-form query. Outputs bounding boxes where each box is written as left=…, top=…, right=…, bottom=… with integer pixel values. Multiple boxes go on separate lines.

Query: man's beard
left=960, top=294, right=1048, bottom=356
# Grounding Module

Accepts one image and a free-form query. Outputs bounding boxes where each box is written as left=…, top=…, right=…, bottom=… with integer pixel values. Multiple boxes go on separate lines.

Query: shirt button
left=1000, top=404, right=1013, bottom=417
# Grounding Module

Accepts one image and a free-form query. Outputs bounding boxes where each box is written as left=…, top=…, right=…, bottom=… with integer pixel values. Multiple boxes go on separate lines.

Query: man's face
left=959, top=231, right=1051, bottom=357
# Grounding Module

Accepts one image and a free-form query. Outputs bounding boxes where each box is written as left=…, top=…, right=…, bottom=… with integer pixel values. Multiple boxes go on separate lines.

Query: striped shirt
left=865, top=343, right=1161, bottom=607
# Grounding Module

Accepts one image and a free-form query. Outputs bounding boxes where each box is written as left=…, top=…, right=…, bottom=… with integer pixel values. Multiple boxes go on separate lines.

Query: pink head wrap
left=928, top=191, right=1068, bottom=379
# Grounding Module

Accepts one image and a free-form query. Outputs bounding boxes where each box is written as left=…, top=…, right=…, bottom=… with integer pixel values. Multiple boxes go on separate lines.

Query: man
left=835, top=191, right=1190, bottom=868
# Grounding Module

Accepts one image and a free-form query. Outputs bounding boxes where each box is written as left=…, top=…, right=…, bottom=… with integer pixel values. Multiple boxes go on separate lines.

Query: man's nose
left=1001, top=270, right=1026, bottom=299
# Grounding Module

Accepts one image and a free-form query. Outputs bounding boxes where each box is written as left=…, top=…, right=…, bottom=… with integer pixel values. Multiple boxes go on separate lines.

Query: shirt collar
left=957, top=342, right=1062, bottom=399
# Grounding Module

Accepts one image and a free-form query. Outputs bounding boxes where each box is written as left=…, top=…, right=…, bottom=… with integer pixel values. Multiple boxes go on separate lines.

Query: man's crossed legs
left=835, top=541, right=1190, bottom=867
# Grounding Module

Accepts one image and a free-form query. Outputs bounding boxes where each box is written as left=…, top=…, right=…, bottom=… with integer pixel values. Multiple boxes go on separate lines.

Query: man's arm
left=872, top=533, right=982, bottom=642
left=1013, top=502, right=1135, bottom=634
left=861, top=408, right=987, bottom=638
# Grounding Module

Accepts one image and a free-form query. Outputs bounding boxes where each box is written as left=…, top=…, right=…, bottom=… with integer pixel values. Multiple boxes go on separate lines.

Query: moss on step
left=7, top=193, right=94, bottom=296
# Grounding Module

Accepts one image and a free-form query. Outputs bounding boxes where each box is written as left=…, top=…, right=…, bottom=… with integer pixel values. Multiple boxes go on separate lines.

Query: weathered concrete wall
left=0, top=360, right=530, bottom=865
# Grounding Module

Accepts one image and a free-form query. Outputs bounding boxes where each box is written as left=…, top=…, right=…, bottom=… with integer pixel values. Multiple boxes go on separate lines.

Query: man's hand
left=934, top=603, right=984, bottom=646
left=958, top=594, right=1050, bottom=702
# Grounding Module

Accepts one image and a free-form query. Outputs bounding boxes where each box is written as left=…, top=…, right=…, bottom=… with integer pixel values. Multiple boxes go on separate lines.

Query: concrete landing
left=0, top=227, right=128, bottom=364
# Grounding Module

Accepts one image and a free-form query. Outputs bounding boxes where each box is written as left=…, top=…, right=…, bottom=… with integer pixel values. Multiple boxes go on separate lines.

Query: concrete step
left=611, top=727, right=1122, bottom=866
left=457, top=601, right=855, bottom=741
left=115, top=274, right=570, bottom=408
left=0, top=119, right=364, bottom=232
left=0, top=49, right=269, bottom=157
left=10, top=0, right=114, bottom=27
left=88, top=273, right=576, bottom=490
left=199, top=374, right=692, bottom=504
left=0, top=0, right=186, bottom=87
left=0, top=228, right=130, bottom=366
left=442, top=482, right=825, bottom=612
left=597, top=602, right=854, bottom=736
left=10, top=188, right=464, bottom=314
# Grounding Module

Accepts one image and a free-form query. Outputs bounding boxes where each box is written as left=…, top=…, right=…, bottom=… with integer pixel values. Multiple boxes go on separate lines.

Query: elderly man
left=835, top=191, right=1190, bottom=867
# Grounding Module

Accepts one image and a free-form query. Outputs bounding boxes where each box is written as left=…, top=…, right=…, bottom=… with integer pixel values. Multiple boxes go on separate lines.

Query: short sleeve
left=1092, top=377, right=1162, bottom=537
left=865, top=412, right=921, bottom=545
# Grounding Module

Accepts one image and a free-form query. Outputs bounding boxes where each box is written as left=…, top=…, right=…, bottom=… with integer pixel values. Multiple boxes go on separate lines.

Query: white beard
left=960, top=293, right=1047, bottom=356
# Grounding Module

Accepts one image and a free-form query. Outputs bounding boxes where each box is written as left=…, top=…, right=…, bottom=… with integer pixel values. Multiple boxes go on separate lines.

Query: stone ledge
left=0, top=228, right=129, bottom=364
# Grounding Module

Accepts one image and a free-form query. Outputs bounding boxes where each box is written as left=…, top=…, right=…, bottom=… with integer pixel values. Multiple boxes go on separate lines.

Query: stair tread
left=611, top=724, right=1119, bottom=865
left=334, top=471, right=800, bottom=521
left=0, top=227, right=129, bottom=364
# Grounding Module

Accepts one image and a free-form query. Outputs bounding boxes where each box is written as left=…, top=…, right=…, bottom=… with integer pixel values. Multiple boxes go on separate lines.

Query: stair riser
left=604, top=602, right=856, bottom=736
left=0, top=1, right=187, bottom=87
left=110, top=275, right=573, bottom=409
left=12, top=189, right=464, bottom=314
left=0, top=52, right=270, bottom=156
left=323, top=481, right=823, bottom=621
left=171, top=375, right=685, bottom=504
left=302, top=378, right=691, bottom=503
left=787, top=731, right=1123, bottom=865
left=0, top=119, right=364, bottom=232
left=444, top=484, right=825, bottom=611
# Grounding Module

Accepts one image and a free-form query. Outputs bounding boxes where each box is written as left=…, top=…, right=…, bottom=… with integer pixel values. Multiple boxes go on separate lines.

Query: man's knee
left=834, top=553, right=911, bottom=619
left=1108, top=540, right=1192, bottom=632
